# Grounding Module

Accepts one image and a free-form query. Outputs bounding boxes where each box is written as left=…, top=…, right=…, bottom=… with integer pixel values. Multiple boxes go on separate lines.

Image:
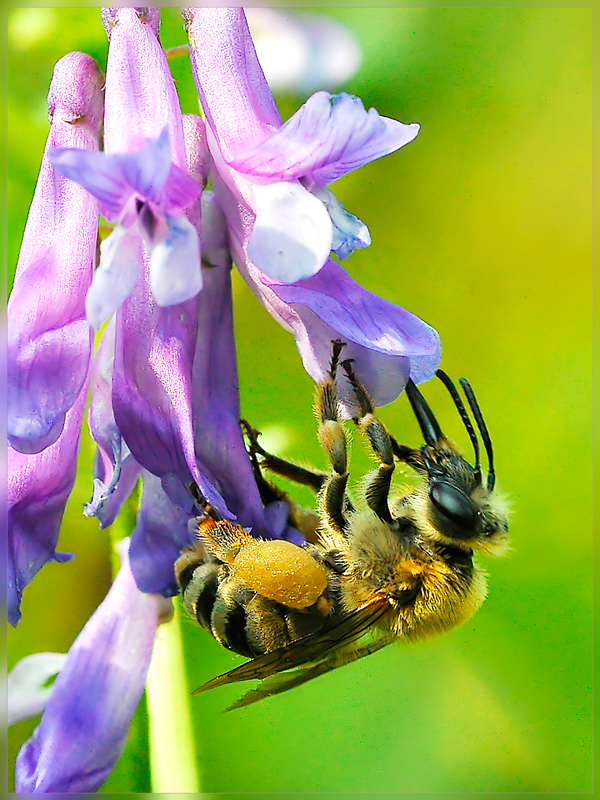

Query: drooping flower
left=7, top=49, right=104, bottom=625
left=50, top=8, right=202, bottom=330
left=51, top=130, right=202, bottom=329
left=7, top=51, right=103, bottom=454
left=77, top=111, right=303, bottom=599
left=183, top=7, right=440, bottom=413
left=15, top=539, right=171, bottom=794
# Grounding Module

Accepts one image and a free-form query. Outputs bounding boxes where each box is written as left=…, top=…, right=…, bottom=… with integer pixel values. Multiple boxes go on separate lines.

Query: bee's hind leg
left=188, top=481, right=224, bottom=521
left=240, top=420, right=326, bottom=543
left=314, top=340, right=352, bottom=535
left=341, top=359, right=396, bottom=524
left=241, top=419, right=326, bottom=495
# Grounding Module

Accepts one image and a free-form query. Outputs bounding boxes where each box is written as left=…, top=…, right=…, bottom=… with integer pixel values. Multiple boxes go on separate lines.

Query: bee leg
left=315, top=340, right=350, bottom=535
left=241, top=419, right=325, bottom=544
left=188, top=481, right=223, bottom=521
left=241, top=419, right=326, bottom=494
left=245, top=595, right=293, bottom=655
left=341, top=359, right=395, bottom=524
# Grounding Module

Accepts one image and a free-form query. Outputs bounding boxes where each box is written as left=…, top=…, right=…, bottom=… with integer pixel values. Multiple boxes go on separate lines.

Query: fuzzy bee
left=175, top=341, right=509, bottom=709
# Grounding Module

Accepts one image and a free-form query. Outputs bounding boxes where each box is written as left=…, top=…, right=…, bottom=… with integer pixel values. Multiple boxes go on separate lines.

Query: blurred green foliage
left=7, top=6, right=592, bottom=794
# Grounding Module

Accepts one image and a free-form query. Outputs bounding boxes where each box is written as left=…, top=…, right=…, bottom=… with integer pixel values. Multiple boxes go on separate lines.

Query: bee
left=176, top=341, right=509, bottom=710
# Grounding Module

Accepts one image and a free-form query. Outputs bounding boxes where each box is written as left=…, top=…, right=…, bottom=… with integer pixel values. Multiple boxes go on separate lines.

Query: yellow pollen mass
left=233, top=539, right=328, bottom=609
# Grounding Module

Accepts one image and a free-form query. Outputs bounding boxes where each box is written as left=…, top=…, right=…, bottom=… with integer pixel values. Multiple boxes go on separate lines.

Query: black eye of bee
left=429, top=481, right=477, bottom=538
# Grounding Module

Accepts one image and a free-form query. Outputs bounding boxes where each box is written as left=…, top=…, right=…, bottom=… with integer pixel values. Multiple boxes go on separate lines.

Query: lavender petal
left=15, top=541, right=163, bottom=793
left=7, top=52, right=102, bottom=454
left=161, top=163, right=202, bottom=212
left=49, top=147, right=133, bottom=222
left=111, top=126, right=172, bottom=204
left=231, top=91, right=420, bottom=186
left=8, top=382, right=88, bottom=626
left=129, top=471, right=196, bottom=597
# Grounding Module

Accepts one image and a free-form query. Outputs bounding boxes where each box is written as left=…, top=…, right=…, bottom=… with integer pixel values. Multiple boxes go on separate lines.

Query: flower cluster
left=7, top=6, right=441, bottom=792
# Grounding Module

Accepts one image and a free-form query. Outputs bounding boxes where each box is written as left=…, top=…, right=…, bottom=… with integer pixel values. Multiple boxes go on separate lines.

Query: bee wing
left=194, top=596, right=390, bottom=697
left=226, top=631, right=394, bottom=710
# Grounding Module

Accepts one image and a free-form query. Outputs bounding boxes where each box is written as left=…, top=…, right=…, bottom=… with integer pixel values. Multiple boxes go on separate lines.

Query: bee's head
left=397, top=372, right=509, bottom=555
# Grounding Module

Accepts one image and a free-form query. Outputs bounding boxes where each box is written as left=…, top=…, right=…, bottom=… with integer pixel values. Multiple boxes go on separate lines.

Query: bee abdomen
left=210, top=580, right=257, bottom=658
left=179, top=562, right=220, bottom=631
left=179, top=560, right=255, bottom=657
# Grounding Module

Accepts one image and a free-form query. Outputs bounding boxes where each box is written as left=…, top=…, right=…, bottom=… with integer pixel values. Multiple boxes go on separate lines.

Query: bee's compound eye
left=429, top=481, right=477, bottom=538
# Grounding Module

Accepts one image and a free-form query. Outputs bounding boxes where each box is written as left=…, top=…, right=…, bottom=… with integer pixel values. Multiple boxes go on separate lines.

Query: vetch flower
left=184, top=7, right=440, bottom=412
left=7, top=51, right=103, bottom=454
left=51, top=128, right=202, bottom=329
left=15, top=539, right=171, bottom=794
left=50, top=8, right=202, bottom=329
left=80, top=113, right=303, bottom=600
left=184, top=8, right=419, bottom=277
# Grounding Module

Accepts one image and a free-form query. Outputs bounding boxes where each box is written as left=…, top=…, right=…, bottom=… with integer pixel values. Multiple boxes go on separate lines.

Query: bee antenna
left=436, top=370, right=482, bottom=485
left=458, top=378, right=496, bottom=491
left=405, top=379, right=443, bottom=447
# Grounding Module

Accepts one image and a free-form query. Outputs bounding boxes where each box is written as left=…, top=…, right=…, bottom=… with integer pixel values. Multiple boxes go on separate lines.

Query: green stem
left=145, top=601, right=202, bottom=793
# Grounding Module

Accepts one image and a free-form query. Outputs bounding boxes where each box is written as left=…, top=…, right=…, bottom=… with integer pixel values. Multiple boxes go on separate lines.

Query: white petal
left=8, top=652, right=67, bottom=726
left=149, top=214, right=203, bottom=306
left=86, top=225, right=142, bottom=329
left=312, top=185, right=371, bottom=260
left=247, top=182, right=332, bottom=282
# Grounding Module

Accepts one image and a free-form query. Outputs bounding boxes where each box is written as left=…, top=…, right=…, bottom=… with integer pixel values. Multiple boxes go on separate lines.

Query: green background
left=7, top=6, right=592, bottom=794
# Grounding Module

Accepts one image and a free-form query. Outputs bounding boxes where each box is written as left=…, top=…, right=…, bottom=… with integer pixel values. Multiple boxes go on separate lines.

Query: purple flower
left=184, top=7, right=418, bottom=275
left=183, top=7, right=440, bottom=412
left=50, top=8, right=202, bottom=329
left=15, top=539, right=171, bottom=794
left=7, top=52, right=103, bottom=454
left=8, top=50, right=103, bottom=623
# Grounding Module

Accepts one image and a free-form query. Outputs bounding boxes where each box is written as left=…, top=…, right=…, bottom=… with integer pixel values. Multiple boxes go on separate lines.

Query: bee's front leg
left=315, top=340, right=351, bottom=536
left=341, top=358, right=396, bottom=524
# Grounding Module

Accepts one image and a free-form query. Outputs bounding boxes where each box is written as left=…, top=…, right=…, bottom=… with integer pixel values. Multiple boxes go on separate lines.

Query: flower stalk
left=145, top=602, right=201, bottom=794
